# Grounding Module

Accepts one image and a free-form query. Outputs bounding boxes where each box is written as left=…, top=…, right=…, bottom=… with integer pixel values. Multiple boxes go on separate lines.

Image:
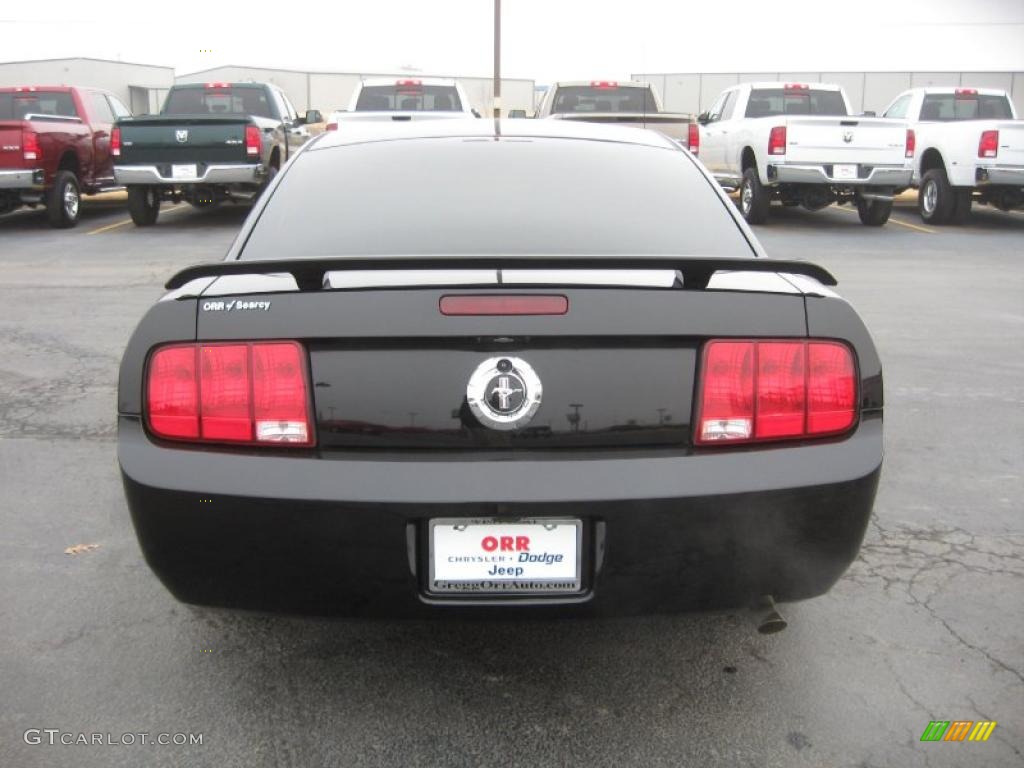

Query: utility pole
left=493, top=0, right=501, bottom=119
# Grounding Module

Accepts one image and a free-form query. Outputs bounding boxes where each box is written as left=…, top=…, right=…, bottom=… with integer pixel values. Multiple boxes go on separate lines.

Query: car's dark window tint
left=745, top=89, right=848, bottom=117
left=551, top=86, right=657, bottom=114
left=355, top=85, right=462, bottom=112
left=163, top=87, right=274, bottom=118
left=919, top=94, right=1013, bottom=120
left=241, top=137, right=752, bottom=260
left=0, top=91, right=78, bottom=119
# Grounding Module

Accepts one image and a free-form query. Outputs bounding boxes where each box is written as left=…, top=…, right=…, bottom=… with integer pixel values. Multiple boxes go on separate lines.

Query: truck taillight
left=768, top=125, right=787, bottom=155
left=978, top=130, right=999, bottom=159
left=955, top=88, right=978, bottom=98
left=147, top=342, right=313, bottom=446
left=245, top=124, right=260, bottom=156
left=783, top=83, right=809, bottom=90
left=905, top=128, right=915, bottom=158
left=687, top=122, right=700, bottom=155
left=695, top=340, right=856, bottom=446
left=205, top=82, right=231, bottom=89
left=590, top=81, right=618, bottom=89
left=111, top=127, right=121, bottom=157
left=22, top=129, right=39, bottom=162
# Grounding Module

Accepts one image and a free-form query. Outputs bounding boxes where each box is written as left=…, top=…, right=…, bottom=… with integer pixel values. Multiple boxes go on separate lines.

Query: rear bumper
left=114, top=163, right=265, bottom=186
left=768, top=163, right=912, bottom=188
left=975, top=165, right=1024, bottom=187
left=119, top=413, right=882, bottom=617
left=0, top=168, right=44, bottom=190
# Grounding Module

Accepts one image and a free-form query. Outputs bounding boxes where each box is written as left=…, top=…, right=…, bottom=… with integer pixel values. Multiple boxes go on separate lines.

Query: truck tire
left=918, top=169, right=959, bottom=225
left=258, top=163, right=279, bottom=199
left=46, top=170, right=80, bottom=228
left=739, top=167, right=770, bottom=224
left=128, top=186, right=160, bottom=226
left=856, top=199, right=892, bottom=226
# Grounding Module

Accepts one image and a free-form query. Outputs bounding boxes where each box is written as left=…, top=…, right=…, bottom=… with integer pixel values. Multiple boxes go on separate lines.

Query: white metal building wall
left=0, top=58, right=174, bottom=114
left=633, top=71, right=1024, bottom=116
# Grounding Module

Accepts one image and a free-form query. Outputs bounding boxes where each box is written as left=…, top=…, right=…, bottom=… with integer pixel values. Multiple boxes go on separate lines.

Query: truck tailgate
left=550, top=113, right=691, bottom=142
left=784, top=117, right=907, bottom=165
left=118, top=116, right=251, bottom=165
left=991, top=121, right=1024, bottom=167
left=0, top=121, right=26, bottom=169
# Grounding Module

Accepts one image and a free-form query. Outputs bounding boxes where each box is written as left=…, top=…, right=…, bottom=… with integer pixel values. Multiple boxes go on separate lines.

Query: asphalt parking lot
left=1, top=197, right=1021, bottom=767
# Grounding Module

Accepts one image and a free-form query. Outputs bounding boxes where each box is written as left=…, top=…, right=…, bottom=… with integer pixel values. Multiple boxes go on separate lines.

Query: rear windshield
left=919, top=94, right=1013, bottom=121
left=162, top=86, right=274, bottom=118
left=355, top=85, right=462, bottom=112
left=745, top=88, right=848, bottom=118
left=240, top=136, right=752, bottom=260
left=551, top=86, right=657, bottom=114
left=0, top=91, right=78, bottom=120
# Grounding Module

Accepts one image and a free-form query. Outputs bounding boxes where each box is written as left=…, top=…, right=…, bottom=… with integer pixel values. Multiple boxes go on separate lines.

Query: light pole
left=493, top=0, right=501, bottom=119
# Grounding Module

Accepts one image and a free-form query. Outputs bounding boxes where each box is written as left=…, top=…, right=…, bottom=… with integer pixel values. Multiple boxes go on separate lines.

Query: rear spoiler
left=166, top=256, right=836, bottom=292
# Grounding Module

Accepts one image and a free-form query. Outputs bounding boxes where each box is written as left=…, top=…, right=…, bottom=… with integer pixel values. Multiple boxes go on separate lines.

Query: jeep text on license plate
left=428, top=519, right=582, bottom=595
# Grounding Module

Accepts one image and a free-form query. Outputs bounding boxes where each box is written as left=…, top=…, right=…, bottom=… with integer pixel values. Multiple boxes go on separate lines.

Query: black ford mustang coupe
left=118, top=119, right=882, bottom=617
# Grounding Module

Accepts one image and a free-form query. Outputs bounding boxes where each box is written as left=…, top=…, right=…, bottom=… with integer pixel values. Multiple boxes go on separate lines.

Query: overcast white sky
left=2, top=0, right=1023, bottom=80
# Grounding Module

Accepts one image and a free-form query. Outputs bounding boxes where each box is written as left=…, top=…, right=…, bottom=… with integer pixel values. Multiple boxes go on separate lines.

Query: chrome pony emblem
left=466, top=357, right=542, bottom=430
left=175, top=130, right=189, bottom=143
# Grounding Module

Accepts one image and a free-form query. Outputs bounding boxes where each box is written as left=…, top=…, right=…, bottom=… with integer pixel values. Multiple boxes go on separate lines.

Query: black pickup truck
left=113, top=82, right=321, bottom=225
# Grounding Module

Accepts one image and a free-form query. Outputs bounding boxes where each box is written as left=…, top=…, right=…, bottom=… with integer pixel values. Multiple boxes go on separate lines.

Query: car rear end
left=755, top=85, right=912, bottom=189
left=0, top=88, right=76, bottom=211
left=113, top=83, right=268, bottom=189
left=118, top=121, right=882, bottom=617
left=327, top=79, right=474, bottom=130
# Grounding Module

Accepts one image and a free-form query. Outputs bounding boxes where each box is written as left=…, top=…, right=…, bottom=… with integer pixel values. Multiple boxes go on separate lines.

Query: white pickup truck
left=699, top=82, right=913, bottom=225
left=326, top=78, right=478, bottom=130
left=881, top=87, right=1023, bottom=224
left=536, top=81, right=697, bottom=153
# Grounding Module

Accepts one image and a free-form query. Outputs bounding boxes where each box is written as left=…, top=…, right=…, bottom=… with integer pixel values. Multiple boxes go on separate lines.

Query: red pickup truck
left=0, top=86, right=131, bottom=227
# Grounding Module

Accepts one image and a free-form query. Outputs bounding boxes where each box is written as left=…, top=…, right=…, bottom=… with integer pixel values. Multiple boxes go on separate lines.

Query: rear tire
left=918, top=169, right=958, bottom=225
left=739, top=167, right=770, bottom=224
left=128, top=186, right=160, bottom=226
left=258, top=163, right=279, bottom=199
left=856, top=198, right=892, bottom=226
left=46, top=170, right=80, bottom=228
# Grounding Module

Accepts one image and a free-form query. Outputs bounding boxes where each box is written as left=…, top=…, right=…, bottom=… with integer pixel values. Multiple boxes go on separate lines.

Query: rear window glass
left=355, top=85, right=462, bottom=112
left=163, top=87, right=274, bottom=118
left=0, top=92, right=78, bottom=119
left=241, top=137, right=752, bottom=260
left=551, top=86, right=657, bottom=114
left=745, top=89, right=848, bottom=118
left=919, top=94, right=1013, bottom=121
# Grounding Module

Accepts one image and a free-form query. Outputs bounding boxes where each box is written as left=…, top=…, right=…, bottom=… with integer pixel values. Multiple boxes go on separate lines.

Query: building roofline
left=177, top=64, right=533, bottom=83
left=0, top=56, right=173, bottom=71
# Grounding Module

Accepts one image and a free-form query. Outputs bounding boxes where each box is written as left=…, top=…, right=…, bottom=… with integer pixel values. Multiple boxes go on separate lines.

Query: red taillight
left=784, top=83, right=809, bottom=90
left=147, top=342, right=312, bottom=446
left=439, top=295, right=569, bottom=316
left=111, top=127, right=121, bottom=157
left=22, top=129, right=39, bottom=162
left=955, top=88, right=978, bottom=98
left=325, top=122, right=338, bottom=131
left=978, top=130, right=999, bottom=159
left=905, top=128, right=915, bottom=158
left=590, top=81, right=618, bottom=89
left=396, top=79, right=422, bottom=87
left=245, top=124, right=260, bottom=157
left=205, top=82, right=231, bottom=89
left=687, top=122, right=700, bottom=155
left=768, top=125, right=787, bottom=155
left=695, top=340, right=856, bottom=446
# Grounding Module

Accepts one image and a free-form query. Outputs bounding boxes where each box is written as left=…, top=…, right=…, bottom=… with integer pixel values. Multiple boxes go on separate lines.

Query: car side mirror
left=302, top=109, right=323, bottom=124
left=508, top=109, right=527, bottom=119
left=697, top=111, right=711, bottom=125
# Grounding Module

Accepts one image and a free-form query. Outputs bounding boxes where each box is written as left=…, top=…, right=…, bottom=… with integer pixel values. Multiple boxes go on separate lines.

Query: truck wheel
left=46, top=170, right=80, bottom=228
left=258, top=164, right=279, bottom=199
left=918, top=169, right=958, bottom=225
left=948, top=188, right=972, bottom=225
left=739, top=167, right=770, bottom=224
left=856, top=199, right=892, bottom=226
left=128, top=186, right=160, bottom=226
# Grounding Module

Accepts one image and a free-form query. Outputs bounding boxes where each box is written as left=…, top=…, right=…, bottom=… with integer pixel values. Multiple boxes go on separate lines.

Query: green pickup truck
left=112, top=82, right=321, bottom=225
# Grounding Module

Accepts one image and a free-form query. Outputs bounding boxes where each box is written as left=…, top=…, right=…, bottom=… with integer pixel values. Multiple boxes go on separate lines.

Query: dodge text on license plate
left=429, top=519, right=582, bottom=594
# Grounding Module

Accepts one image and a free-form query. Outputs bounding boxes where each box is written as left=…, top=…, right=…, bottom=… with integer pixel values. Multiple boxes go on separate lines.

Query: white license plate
left=833, top=164, right=858, bottom=180
left=171, top=164, right=198, bottom=180
left=429, top=518, right=582, bottom=594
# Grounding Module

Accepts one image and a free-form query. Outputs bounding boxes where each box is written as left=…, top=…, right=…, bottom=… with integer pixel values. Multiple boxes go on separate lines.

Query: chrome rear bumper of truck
left=769, top=164, right=912, bottom=187
left=114, top=164, right=265, bottom=186
left=0, top=168, right=44, bottom=190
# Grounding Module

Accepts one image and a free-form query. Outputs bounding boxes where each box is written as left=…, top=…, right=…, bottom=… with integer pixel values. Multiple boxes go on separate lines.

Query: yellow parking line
left=830, top=204, right=937, bottom=234
left=86, top=205, right=187, bottom=235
